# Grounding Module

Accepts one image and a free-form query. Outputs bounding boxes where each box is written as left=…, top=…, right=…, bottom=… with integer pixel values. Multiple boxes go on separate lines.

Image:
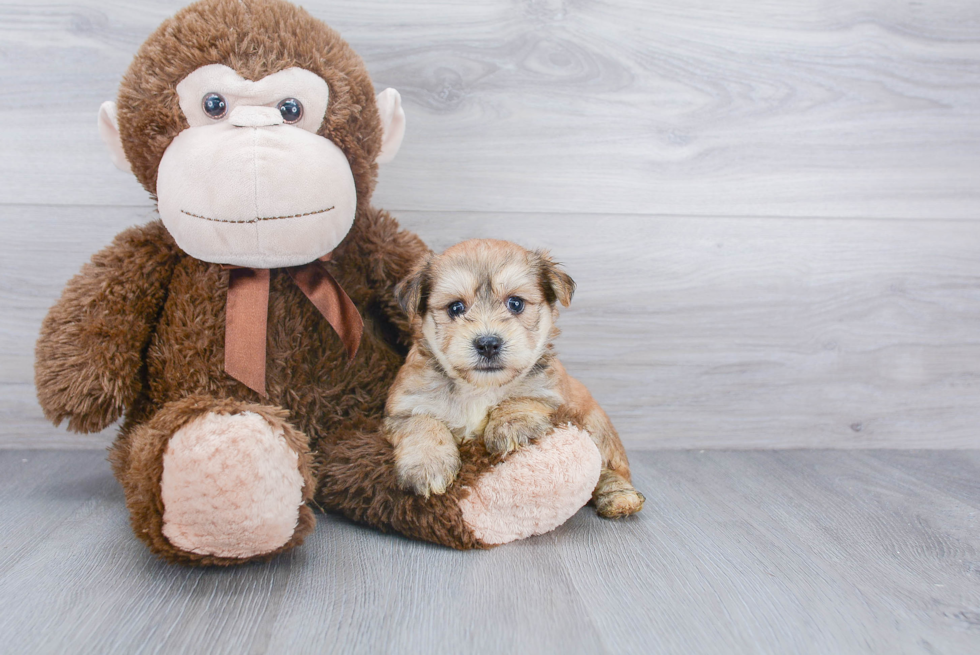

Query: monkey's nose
left=228, top=105, right=284, bottom=128
left=474, top=335, right=503, bottom=359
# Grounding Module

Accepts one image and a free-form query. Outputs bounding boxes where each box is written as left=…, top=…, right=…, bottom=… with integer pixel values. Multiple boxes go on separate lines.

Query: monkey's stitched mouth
left=179, top=206, right=334, bottom=224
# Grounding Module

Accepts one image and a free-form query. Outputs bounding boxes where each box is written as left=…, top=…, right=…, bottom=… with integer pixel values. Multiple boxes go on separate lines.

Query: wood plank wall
left=2, top=0, right=979, bottom=449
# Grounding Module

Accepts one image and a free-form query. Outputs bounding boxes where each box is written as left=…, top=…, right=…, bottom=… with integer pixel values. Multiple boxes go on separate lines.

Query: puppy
left=385, top=239, right=644, bottom=519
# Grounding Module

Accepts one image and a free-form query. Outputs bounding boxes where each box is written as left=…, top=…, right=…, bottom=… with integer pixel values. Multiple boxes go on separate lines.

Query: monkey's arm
left=35, top=221, right=180, bottom=433
left=349, top=206, right=430, bottom=347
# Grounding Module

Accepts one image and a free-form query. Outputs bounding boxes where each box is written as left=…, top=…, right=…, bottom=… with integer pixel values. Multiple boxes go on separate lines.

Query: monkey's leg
left=316, top=423, right=601, bottom=548
left=109, top=395, right=316, bottom=565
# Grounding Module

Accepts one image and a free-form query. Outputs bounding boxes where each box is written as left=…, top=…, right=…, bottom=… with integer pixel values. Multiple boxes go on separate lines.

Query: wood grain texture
left=0, top=0, right=978, bottom=217
left=2, top=0, right=979, bottom=448
left=0, top=449, right=977, bottom=654
left=5, top=205, right=979, bottom=449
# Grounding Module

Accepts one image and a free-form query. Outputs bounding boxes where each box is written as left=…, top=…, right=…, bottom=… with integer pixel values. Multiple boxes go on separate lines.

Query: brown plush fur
left=35, top=223, right=181, bottom=433
left=35, top=0, right=505, bottom=564
left=315, top=420, right=504, bottom=550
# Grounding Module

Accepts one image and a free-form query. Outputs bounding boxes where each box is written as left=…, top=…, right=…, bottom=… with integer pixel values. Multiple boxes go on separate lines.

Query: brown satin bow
left=223, top=253, right=363, bottom=396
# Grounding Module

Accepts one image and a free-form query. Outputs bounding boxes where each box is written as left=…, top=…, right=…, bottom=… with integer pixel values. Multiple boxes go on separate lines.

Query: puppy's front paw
left=394, top=438, right=461, bottom=498
left=483, top=412, right=552, bottom=456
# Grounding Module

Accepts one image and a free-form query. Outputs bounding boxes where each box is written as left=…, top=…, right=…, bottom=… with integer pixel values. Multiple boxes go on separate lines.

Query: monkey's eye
left=506, top=297, right=525, bottom=314
left=277, top=98, right=303, bottom=124
left=447, top=301, right=466, bottom=318
left=202, top=93, right=227, bottom=119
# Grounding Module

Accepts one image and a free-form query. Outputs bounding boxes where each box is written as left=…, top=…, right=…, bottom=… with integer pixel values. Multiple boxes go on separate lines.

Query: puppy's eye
left=506, top=296, right=525, bottom=314
left=447, top=301, right=466, bottom=318
left=202, top=93, right=227, bottom=119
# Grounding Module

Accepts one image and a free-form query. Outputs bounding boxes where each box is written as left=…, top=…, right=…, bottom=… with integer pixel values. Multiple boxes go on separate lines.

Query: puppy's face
left=397, top=240, right=575, bottom=387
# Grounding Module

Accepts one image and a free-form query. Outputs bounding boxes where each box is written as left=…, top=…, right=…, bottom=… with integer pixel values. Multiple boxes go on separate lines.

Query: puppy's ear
left=395, top=255, right=433, bottom=318
left=534, top=250, right=576, bottom=307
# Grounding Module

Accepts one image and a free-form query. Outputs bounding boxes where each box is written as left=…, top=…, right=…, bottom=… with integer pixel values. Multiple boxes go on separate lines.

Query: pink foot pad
left=160, top=411, right=305, bottom=558
left=459, top=425, right=602, bottom=545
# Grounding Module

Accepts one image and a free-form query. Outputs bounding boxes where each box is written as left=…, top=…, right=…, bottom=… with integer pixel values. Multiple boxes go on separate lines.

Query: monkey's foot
left=459, top=425, right=601, bottom=545
left=160, top=410, right=308, bottom=559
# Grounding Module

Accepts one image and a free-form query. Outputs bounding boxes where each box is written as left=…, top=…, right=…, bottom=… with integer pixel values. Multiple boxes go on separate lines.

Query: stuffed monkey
left=35, top=0, right=602, bottom=565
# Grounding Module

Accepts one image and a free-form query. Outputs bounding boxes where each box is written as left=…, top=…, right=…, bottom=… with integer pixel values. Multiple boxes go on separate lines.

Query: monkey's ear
left=98, top=101, right=132, bottom=174
left=395, top=255, right=433, bottom=318
left=535, top=250, right=576, bottom=307
left=375, top=88, right=406, bottom=165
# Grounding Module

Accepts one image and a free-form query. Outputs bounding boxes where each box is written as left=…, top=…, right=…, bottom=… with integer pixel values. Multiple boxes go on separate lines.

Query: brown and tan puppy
left=387, top=239, right=644, bottom=518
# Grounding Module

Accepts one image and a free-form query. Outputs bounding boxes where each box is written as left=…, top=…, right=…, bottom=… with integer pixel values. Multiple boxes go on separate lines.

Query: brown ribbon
left=223, top=254, right=363, bottom=396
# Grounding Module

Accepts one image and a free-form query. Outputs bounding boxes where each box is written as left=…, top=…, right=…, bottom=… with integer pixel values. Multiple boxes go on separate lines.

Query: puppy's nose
left=474, top=335, right=503, bottom=359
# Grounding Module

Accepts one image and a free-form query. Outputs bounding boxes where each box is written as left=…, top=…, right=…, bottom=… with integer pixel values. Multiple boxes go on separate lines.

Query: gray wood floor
left=2, top=0, right=980, bottom=449
left=0, top=449, right=978, bottom=655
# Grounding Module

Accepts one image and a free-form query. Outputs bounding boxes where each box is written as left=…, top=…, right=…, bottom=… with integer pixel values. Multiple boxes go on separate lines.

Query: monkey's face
left=98, top=2, right=406, bottom=270
left=151, top=65, right=357, bottom=267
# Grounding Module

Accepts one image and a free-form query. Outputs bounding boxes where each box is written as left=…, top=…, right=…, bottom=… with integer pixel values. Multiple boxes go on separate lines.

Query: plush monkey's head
left=99, top=0, right=405, bottom=268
